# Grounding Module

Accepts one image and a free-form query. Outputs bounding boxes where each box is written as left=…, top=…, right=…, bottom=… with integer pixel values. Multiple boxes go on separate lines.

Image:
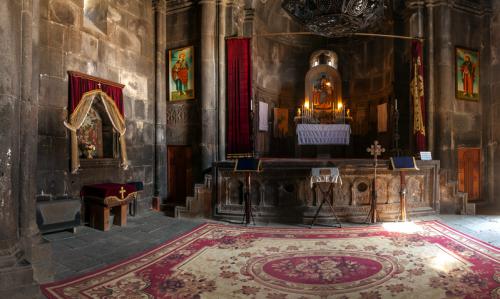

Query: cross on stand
left=97, top=82, right=102, bottom=89
left=366, top=140, right=385, bottom=223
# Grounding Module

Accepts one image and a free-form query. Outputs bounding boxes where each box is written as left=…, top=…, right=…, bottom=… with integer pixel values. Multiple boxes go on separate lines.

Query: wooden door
left=167, top=146, right=193, bottom=205
left=458, top=148, right=480, bottom=201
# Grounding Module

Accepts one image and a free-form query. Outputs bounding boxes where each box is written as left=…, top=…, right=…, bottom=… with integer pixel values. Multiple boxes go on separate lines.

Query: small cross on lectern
left=119, top=186, right=126, bottom=199
left=97, top=82, right=102, bottom=89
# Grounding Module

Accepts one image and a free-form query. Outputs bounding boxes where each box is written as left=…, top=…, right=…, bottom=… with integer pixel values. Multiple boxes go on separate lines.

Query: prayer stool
left=81, top=183, right=138, bottom=231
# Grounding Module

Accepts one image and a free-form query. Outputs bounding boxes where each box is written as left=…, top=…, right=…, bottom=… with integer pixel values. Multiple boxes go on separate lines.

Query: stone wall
left=425, top=0, right=491, bottom=203
left=164, top=2, right=202, bottom=183
left=37, top=0, right=156, bottom=211
left=489, top=0, right=500, bottom=206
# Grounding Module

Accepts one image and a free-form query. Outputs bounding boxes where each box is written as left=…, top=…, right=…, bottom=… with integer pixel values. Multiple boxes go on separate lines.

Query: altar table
left=296, top=124, right=351, bottom=145
left=81, top=183, right=137, bottom=231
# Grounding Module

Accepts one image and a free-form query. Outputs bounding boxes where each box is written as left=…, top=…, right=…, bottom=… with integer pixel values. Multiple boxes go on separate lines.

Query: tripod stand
left=310, top=182, right=342, bottom=228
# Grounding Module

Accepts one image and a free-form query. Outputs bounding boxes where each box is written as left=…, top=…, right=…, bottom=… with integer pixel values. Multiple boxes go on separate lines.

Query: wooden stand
left=242, top=172, right=255, bottom=225
left=366, top=141, right=385, bottom=224
left=390, top=156, right=419, bottom=222
left=84, top=193, right=136, bottom=231
left=398, top=171, right=408, bottom=222
left=310, top=182, right=342, bottom=228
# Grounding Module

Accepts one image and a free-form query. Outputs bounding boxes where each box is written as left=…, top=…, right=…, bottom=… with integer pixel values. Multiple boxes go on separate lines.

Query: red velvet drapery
left=411, top=41, right=427, bottom=152
left=226, top=38, right=253, bottom=158
left=68, top=72, right=125, bottom=115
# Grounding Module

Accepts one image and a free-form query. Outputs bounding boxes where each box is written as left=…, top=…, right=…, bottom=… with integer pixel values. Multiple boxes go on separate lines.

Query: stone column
left=0, top=0, right=21, bottom=255
left=0, top=0, right=40, bottom=296
left=19, top=0, right=39, bottom=241
left=430, top=0, right=454, bottom=171
left=218, top=0, right=228, bottom=161
left=425, top=2, right=436, bottom=154
left=200, top=0, right=218, bottom=170
left=19, top=0, right=53, bottom=283
left=153, top=0, right=168, bottom=198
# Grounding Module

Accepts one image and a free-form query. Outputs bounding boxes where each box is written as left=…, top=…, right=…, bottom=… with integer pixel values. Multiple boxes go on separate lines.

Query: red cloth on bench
left=81, top=183, right=137, bottom=199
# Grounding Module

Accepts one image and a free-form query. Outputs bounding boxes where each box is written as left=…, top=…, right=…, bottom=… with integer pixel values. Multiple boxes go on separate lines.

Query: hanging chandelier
left=281, top=0, right=386, bottom=37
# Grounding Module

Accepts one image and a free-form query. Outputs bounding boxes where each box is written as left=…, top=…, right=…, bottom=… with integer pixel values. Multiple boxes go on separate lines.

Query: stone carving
left=250, top=180, right=261, bottom=206
left=375, top=176, right=389, bottom=204
left=407, top=176, right=424, bottom=203
left=214, top=161, right=438, bottom=222
left=388, top=176, right=400, bottom=204
left=226, top=177, right=243, bottom=205
left=166, top=103, right=197, bottom=124
left=351, top=177, right=371, bottom=206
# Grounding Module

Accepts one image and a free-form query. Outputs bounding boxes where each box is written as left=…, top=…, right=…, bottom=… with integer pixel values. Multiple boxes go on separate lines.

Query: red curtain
left=69, top=73, right=124, bottom=116
left=411, top=41, right=427, bottom=152
left=226, top=38, right=253, bottom=158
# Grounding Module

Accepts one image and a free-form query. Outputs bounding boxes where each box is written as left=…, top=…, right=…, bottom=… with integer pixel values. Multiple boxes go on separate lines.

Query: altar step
left=439, top=169, right=473, bottom=215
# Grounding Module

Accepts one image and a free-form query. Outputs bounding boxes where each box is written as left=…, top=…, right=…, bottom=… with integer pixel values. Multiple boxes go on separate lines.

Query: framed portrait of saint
left=168, top=46, right=195, bottom=101
left=455, top=47, right=479, bottom=101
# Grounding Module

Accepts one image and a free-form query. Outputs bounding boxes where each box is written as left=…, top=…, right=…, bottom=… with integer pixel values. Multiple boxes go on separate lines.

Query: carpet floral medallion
left=41, top=221, right=500, bottom=299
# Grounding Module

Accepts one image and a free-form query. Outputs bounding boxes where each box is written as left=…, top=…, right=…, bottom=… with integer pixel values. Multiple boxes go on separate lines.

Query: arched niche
left=64, top=90, right=128, bottom=173
left=77, top=101, right=118, bottom=160
left=305, top=50, right=342, bottom=112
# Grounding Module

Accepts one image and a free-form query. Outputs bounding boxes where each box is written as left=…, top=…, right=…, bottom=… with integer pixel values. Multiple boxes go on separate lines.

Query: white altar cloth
left=310, top=167, right=342, bottom=188
left=296, top=124, right=351, bottom=145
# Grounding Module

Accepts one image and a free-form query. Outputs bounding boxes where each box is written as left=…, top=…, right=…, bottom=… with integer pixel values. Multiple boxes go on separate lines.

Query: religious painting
left=77, top=107, right=103, bottom=159
left=455, top=47, right=479, bottom=101
left=311, top=72, right=334, bottom=110
left=168, top=46, right=195, bottom=101
left=273, top=108, right=289, bottom=138
left=83, top=0, right=108, bottom=35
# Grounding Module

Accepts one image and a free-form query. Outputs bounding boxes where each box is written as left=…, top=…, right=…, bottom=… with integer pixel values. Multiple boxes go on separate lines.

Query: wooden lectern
left=390, top=156, right=419, bottom=222
left=234, top=158, right=262, bottom=225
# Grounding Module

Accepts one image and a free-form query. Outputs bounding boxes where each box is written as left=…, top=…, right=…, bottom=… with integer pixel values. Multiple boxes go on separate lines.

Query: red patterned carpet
left=41, top=221, right=500, bottom=298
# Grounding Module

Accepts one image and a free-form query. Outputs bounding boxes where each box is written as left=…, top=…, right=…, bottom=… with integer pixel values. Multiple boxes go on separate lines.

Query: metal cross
left=119, top=186, right=126, bottom=199
left=367, top=140, right=385, bottom=165
left=97, top=82, right=102, bottom=89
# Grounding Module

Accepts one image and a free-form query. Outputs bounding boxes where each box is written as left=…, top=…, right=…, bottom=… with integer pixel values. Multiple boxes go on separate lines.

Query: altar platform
left=213, top=158, right=440, bottom=223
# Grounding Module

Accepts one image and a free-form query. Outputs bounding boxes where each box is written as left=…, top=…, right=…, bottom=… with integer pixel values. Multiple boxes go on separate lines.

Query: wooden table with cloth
left=81, top=183, right=137, bottom=231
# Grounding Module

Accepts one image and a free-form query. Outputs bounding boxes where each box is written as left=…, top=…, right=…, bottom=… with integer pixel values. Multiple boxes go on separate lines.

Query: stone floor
left=42, top=211, right=500, bottom=282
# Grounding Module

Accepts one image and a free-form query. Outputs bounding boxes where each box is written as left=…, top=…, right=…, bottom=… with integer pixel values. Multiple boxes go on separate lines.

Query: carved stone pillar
left=430, top=0, right=454, bottom=171
left=218, top=0, right=229, bottom=160
left=0, top=0, right=41, bottom=296
left=200, top=0, right=218, bottom=170
left=19, top=0, right=53, bottom=284
left=153, top=0, right=168, bottom=198
left=424, top=2, right=436, bottom=154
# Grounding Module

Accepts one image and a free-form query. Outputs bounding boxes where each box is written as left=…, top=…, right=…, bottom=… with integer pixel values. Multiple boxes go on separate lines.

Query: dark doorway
left=167, top=146, right=193, bottom=206
left=458, top=147, right=480, bottom=201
